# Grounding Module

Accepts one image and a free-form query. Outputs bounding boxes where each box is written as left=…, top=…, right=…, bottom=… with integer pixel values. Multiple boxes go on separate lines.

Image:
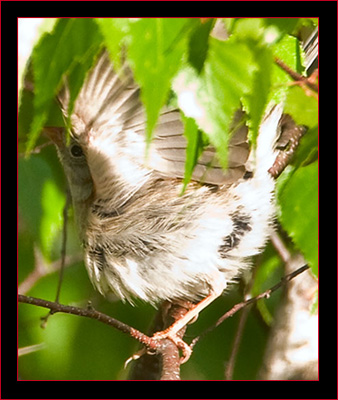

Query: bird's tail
left=253, top=104, right=283, bottom=178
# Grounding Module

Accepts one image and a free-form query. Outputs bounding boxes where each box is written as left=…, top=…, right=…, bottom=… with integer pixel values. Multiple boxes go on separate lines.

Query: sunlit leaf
left=180, top=114, right=206, bottom=193
left=242, top=45, right=273, bottom=145
left=94, top=18, right=130, bottom=69
left=127, top=18, right=191, bottom=147
left=175, top=37, right=255, bottom=169
left=271, top=34, right=304, bottom=102
left=284, top=84, right=318, bottom=128
left=188, top=18, right=214, bottom=73
left=263, top=18, right=300, bottom=35
left=279, top=161, right=318, bottom=276
left=40, top=180, right=65, bottom=260
left=27, top=18, right=102, bottom=152
left=19, top=157, right=65, bottom=261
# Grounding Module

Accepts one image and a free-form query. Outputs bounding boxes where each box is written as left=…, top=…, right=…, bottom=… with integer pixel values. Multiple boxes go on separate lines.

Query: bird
left=45, top=49, right=283, bottom=362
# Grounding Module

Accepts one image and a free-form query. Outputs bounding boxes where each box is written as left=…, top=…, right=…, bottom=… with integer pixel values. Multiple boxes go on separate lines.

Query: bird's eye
left=70, top=144, right=84, bottom=158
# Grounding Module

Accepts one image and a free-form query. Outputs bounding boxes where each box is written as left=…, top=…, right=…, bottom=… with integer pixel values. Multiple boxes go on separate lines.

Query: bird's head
left=44, top=126, right=94, bottom=205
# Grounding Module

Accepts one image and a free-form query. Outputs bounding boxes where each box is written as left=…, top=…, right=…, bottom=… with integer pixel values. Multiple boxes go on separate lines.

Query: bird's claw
left=151, top=331, right=192, bottom=364
left=125, top=332, right=192, bottom=367
left=124, top=347, right=147, bottom=369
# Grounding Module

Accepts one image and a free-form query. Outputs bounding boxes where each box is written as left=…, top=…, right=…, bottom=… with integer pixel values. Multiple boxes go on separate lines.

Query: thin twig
left=55, top=188, right=71, bottom=303
left=18, top=253, right=82, bottom=295
left=224, top=258, right=260, bottom=380
left=18, top=141, right=52, bottom=157
left=224, top=305, right=251, bottom=380
left=40, top=189, right=71, bottom=327
left=270, top=231, right=291, bottom=264
left=18, top=343, right=46, bottom=357
left=221, top=264, right=309, bottom=322
left=274, top=57, right=318, bottom=93
left=190, top=264, right=310, bottom=350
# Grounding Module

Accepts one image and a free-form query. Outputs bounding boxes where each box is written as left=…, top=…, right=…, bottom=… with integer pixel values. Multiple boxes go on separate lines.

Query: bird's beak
left=43, top=127, right=64, bottom=147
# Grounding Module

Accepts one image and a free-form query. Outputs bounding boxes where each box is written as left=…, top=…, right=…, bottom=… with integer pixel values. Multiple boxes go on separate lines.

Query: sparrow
left=46, top=50, right=283, bottom=362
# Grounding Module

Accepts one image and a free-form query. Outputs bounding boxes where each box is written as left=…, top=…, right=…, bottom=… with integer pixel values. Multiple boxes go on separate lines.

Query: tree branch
left=19, top=294, right=190, bottom=380
left=18, top=265, right=310, bottom=378
left=159, top=302, right=190, bottom=380
left=18, top=294, right=158, bottom=353
left=128, top=301, right=190, bottom=380
left=268, top=114, right=307, bottom=179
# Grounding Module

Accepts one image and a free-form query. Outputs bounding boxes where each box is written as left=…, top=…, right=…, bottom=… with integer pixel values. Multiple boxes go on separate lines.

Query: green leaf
left=94, top=18, right=130, bottom=69
left=65, top=51, right=101, bottom=124
left=204, top=39, right=255, bottom=167
left=299, top=18, right=318, bottom=28
left=274, top=34, right=303, bottom=73
left=252, top=251, right=282, bottom=326
left=271, top=34, right=304, bottom=102
left=284, top=85, right=318, bottom=170
left=40, top=180, right=65, bottom=260
left=231, top=18, right=266, bottom=42
left=223, top=19, right=275, bottom=146
left=180, top=114, right=206, bottom=193
left=242, top=45, right=273, bottom=145
left=18, top=19, right=58, bottom=101
left=19, top=156, right=65, bottom=261
left=279, top=161, right=318, bottom=276
left=292, top=126, right=318, bottom=169
left=188, top=19, right=214, bottom=73
left=284, top=84, right=318, bottom=128
left=127, top=18, right=191, bottom=147
left=175, top=37, right=256, bottom=169
left=263, top=18, right=300, bottom=35
left=27, top=18, right=102, bottom=153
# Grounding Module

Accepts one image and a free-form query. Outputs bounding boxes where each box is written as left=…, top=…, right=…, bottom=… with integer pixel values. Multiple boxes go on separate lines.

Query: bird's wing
left=138, top=108, right=249, bottom=185
left=58, top=50, right=250, bottom=186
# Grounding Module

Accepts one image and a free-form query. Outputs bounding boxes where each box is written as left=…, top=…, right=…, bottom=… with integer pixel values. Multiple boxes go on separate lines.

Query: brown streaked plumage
left=48, top=50, right=283, bottom=361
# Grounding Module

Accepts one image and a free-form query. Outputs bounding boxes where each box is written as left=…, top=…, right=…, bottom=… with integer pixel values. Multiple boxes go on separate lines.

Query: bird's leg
left=152, top=290, right=222, bottom=363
